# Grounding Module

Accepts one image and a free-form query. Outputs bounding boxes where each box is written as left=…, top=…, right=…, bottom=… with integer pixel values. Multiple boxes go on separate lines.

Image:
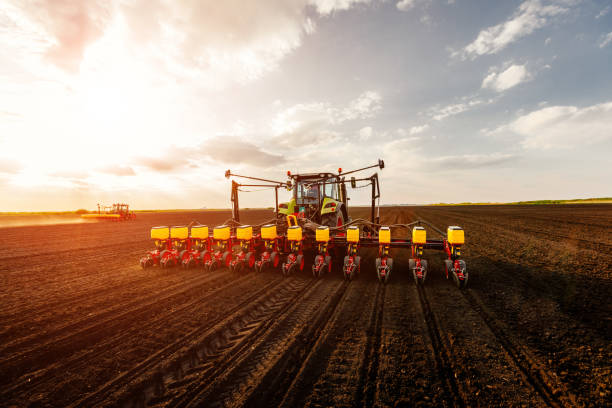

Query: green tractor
left=278, top=171, right=348, bottom=227
left=226, top=159, right=384, bottom=228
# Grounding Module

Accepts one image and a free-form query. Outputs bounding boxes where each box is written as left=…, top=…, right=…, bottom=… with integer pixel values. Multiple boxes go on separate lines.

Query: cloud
left=338, top=91, right=382, bottom=121
left=396, top=0, right=418, bottom=11
left=136, top=156, right=185, bottom=172
left=200, top=136, right=286, bottom=167
left=271, top=91, right=382, bottom=147
left=359, top=126, right=373, bottom=140
left=0, top=110, right=22, bottom=119
left=97, top=165, right=136, bottom=176
left=595, top=6, right=610, bottom=19
left=429, top=153, right=517, bottom=170
left=599, top=32, right=612, bottom=48
left=310, top=0, right=374, bottom=15
left=409, top=124, right=429, bottom=134
left=458, top=0, right=573, bottom=59
left=431, top=99, right=484, bottom=121
left=135, top=137, right=285, bottom=170
left=498, top=102, right=612, bottom=149
left=396, top=0, right=433, bottom=12
left=3, top=0, right=375, bottom=83
left=3, top=0, right=113, bottom=72
left=482, top=64, right=530, bottom=92
left=0, top=159, right=22, bottom=174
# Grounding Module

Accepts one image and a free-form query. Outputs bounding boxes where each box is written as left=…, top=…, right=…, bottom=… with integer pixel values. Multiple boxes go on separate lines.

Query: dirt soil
left=0, top=206, right=610, bottom=407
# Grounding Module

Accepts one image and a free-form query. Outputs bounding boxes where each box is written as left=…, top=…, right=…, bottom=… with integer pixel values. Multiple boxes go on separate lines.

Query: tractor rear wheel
left=322, top=211, right=344, bottom=229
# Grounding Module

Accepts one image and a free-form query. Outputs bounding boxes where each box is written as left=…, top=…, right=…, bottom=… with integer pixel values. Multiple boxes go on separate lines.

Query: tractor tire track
left=374, top=273, right=447, bottom=407
left=354, top=280, right=385, bottom=408
left=0, top=270, right=269, bottom=401
left=218, top=277, right=351, bottom=408
left=423, top=276, right=560, bottom=407
left=270, top=277, right=381, bottom=408
left=0, top=268, right=251, bottom=383
left=416, top=284, right=466, bottom=408
left=0, top=259, right=212, bottom=341
left=423, top=209, right=612, bottom=255
left=461, top=289, right=578, bottom=407
left=72, top=275, right=316, bottom=408
left=166, top=277, right=347, bottom=408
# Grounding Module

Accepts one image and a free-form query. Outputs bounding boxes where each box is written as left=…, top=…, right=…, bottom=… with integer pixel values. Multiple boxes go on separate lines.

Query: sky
left=0, top=0, right=611, bottom=211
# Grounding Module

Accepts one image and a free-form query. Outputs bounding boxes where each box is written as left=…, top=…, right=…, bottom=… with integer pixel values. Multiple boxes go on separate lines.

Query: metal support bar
left=225, top=170, right=287, bottom=186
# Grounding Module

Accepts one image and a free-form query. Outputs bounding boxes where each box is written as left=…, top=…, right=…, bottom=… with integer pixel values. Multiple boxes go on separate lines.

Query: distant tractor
left=81, top=203, right=136, bottom=221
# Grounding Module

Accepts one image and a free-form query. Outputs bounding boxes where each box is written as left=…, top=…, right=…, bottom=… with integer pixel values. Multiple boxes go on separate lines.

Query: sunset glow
left=1, top=0, right=611, bottom=211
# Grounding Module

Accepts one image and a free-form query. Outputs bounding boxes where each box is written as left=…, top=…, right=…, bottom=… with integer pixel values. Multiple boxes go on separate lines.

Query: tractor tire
left=322, top=211, right=345, bottom=229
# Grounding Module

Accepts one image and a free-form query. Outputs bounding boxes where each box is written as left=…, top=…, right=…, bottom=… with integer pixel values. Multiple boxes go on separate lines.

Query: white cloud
left=497, top=102, right=612, bottom=149
left=271, top=91, right=382, bottom=147
left=359, top=126, right=373, bottom=140
left=599, top=32, right=612, bottom=48
left=339, top=91, right=382, bottom=121
left=459, top=0, right=573, bottom=59
left=0, top=0, right=375, bottom=86
left=431, top=99, right=484, bottom=121
left=596, top=6, right=610, bottom=19
left=396, top=0, right=418, bottom=11
left=310, top=0, right=374, bottom=15
left=482, top=64, right=530, bottom=92
left=545, top=37, right=552, bottom=45
left=396, top=0, right=432, bottom=12
left=409, top=124, right=429, bottom=134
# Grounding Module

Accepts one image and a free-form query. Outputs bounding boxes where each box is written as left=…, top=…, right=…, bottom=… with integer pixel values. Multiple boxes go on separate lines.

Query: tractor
left=225, top=159, right=384, bottom=230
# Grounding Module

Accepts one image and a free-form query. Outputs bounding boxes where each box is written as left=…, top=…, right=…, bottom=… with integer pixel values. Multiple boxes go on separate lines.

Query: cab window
left=297, top=182, right=319, bottom=200
left=324, top=179, right=336, bottom=199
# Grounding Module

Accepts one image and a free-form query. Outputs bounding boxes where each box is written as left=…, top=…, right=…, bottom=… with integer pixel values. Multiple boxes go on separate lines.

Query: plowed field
left=0, top=205, right=610, bottom=407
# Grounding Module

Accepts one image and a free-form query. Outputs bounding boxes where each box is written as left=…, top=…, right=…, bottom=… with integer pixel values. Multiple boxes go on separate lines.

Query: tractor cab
left=279, top=172, right=348, bottom=227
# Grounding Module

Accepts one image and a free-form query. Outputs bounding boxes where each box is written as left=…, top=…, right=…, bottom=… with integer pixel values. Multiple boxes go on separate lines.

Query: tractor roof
left=290, top=172, right=339, bottom=181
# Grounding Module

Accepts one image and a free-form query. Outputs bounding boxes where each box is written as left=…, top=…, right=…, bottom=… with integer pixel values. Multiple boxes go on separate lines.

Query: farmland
left=0, top=205, right=610, bottom=407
